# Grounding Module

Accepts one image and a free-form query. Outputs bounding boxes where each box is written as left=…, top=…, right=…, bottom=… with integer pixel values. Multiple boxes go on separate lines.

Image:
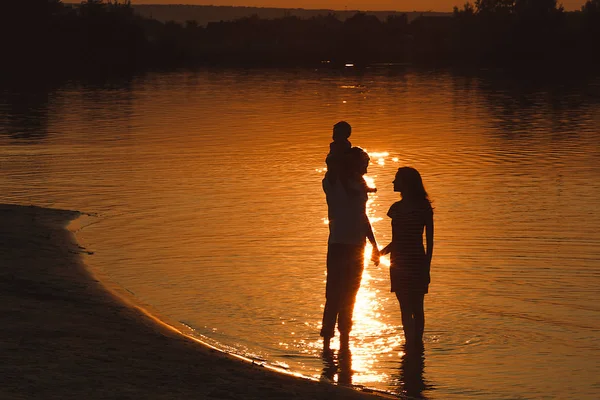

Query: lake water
left=1, top=68, right=599, bottom=399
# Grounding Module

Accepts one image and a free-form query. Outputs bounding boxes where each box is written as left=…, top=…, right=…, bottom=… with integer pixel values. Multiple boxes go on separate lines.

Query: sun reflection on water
left=351, top=155, right=402, bottom=384
left=350, top=266, right=400, bottom=384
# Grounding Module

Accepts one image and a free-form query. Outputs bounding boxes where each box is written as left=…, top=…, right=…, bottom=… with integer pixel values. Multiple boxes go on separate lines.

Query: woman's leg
left=396, top=292, right=415, bottom=345
left=412, top=293, right=425, bottom=344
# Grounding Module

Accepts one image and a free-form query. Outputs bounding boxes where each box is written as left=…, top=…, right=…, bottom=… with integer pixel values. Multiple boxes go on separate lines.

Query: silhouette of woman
left=380, top=167, right=434, bottom=348
left=321, top=146, right=380, bottom=351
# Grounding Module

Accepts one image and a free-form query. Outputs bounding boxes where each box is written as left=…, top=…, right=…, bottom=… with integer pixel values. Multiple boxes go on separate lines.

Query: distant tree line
left=451, top=0, right=600, bottom=64
left=1, top=0, right=146, bottom=76
left=2, top=0, right=599, bottom=76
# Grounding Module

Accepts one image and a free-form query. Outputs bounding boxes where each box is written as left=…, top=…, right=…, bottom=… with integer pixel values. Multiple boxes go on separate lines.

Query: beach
left=0, top=204, right=387, bottom=400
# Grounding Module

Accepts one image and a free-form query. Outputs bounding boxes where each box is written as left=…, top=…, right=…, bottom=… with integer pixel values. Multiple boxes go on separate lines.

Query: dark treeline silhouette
left=130, top=4, right=447, bottom=26
left=1, top=0, right=147, bottom=77
left=2, top=0, right=600, bottom=77
left=451, top=0, right=600, bottom=65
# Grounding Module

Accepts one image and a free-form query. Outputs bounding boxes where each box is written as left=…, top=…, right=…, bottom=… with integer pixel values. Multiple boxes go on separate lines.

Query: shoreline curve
left=0, top=203, right=389, bottom=399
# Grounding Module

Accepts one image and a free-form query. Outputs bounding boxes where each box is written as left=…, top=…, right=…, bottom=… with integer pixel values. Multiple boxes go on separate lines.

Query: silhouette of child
left=325, top=121, right=377, bottom=195
left=325, top=121, right=352, bottom=178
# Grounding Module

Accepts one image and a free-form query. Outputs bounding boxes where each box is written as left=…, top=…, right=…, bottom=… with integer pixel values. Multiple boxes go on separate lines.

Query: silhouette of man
left=320, top=144, right=379, bottom=351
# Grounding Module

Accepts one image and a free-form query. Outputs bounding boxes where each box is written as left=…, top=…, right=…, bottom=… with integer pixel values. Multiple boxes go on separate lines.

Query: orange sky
left=129, top=0, right=586, bottom=12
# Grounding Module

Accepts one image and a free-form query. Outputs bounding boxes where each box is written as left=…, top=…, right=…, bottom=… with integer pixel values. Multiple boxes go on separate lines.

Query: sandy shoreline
left=0, top=204, right=388, bottom=399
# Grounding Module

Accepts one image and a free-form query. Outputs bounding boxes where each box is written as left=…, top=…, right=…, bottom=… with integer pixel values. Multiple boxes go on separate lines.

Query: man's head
left=345, top=146, right=370, bottom=176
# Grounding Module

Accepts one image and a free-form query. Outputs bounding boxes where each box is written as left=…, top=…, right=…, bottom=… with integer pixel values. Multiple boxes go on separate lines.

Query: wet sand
left=0, top=204, right=388, bottom=400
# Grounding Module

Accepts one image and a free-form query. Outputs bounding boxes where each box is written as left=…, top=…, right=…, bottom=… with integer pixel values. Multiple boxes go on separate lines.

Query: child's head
left=394, top=167, right=430, bottom=203
left=332, top=121, right=351, bottom=142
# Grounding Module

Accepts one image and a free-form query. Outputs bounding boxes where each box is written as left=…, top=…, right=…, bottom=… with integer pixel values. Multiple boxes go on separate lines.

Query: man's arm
left=364, top=215, right=380, bottom=265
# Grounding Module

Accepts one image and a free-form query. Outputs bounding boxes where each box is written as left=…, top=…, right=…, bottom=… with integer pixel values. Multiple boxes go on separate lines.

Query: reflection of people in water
left=321, top=145, right=380, bottom=352
left=320, top=347, right=353, bottom=385
left=391, top=345, right=428, bottom=399
left=380, top=167, right=434, bottom=348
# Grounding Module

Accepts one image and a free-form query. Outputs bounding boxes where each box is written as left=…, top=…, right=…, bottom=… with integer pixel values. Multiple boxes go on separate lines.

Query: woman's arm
left=425, top=211, right=434, bottom=268
left=379, top=243, right=392, bottom=256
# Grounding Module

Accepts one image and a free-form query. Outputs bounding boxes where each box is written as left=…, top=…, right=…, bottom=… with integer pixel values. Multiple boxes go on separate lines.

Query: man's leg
left=337, top=244, right=364, bottom=347
left=320, top=244, right=345, bottom=346
left=321, top=298, right=339, bottom=349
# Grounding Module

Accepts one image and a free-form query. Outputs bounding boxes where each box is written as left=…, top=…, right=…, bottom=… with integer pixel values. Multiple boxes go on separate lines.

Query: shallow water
left=1, top=68, right=600, bottom=399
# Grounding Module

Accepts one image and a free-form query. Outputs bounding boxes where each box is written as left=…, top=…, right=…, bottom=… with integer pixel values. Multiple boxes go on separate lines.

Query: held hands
left=371, top=246, right=381, bottom=266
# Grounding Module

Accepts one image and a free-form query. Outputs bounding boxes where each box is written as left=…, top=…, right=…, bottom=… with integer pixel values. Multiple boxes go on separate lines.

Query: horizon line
left=60, top=2, right=454, bottom=13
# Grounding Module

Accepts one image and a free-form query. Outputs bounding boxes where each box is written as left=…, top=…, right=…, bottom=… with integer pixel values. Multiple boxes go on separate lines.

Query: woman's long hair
left=397, top=167, right=431, bottom=208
